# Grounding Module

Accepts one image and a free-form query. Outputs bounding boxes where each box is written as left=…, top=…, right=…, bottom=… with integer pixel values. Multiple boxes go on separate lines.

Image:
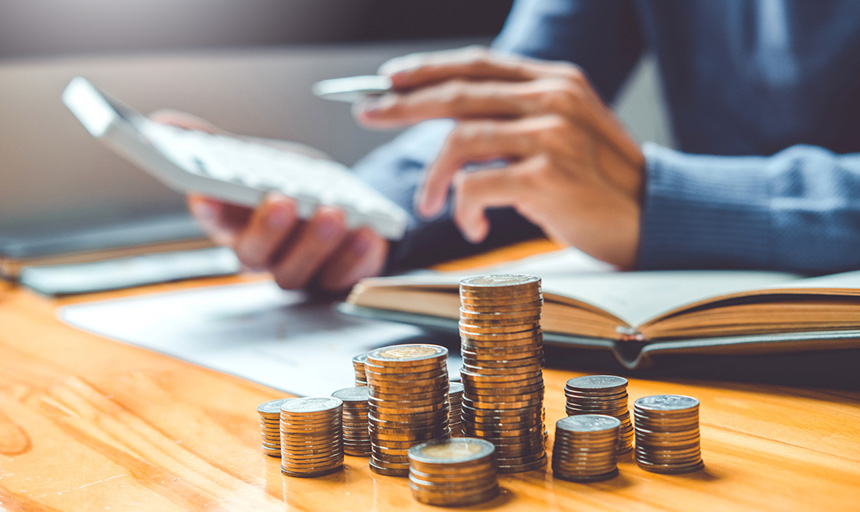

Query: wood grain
left=1, top=260, right=859, bottom=511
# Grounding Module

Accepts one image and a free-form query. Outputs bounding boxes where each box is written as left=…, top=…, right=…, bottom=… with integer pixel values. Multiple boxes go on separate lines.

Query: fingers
left=271, top=206, right=348, bottom=290
left=417, top=119, right=540, bottom=217
left=356, top=80, right=528, bottom=129
left=451, top=164, right=535, bottom=243
left=232, top=195, right=298, bottom=270
left=380, top=46, right=538, bottom=88
left=317, top=228, right=388, bottom=292
left=187, top=194, right=252, bottom=246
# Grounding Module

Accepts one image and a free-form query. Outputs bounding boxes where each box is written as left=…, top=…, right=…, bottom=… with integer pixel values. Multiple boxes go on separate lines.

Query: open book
left=340, top=249, right=860, bottom=369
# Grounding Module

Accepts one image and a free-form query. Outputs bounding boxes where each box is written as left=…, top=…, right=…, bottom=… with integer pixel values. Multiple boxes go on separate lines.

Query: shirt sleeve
left=353, top=0, right=644, bottom=271
left=638, top=143, right=860, bottom=274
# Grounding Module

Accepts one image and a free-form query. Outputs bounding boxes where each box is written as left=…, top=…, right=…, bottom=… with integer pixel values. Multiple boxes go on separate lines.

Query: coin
left=331, top=386, right=371, bottom=457
left=367, top=343, right=450, bottom=477
left=633, top=395, right=704, bottom=474
left=458, top=274, right=546, bottom=474
left=407, top=438, right=498, bottom=507
left=279, top=397, right=344, bottom=477
left=564, top=375, right=634, bottom=455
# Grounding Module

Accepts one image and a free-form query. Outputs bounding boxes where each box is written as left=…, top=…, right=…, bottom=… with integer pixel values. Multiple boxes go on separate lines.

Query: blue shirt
left=353, top=0, right=860, bottom=274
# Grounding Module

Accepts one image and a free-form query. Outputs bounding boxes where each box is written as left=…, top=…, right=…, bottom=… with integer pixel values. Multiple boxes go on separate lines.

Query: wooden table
left=1, top=250, right=859, bottom=511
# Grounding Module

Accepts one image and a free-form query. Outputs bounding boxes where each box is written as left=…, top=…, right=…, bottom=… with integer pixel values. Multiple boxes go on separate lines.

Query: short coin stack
left=365, top=344, right=450, bottom=476
left=408, top=438, right=499, bottom=507
left=552, top=415, right=621, bottom=482
left=279, top=397, right=344, bottom=477
left=258, top=398, right=291, bottom=457
left=634, top=395, right=704, bottom=474
left=352, top=353, right=368, bottom=386
left=448, top=382, right=464, bottom=437
left=564, top=375, right=634, bottom=455
left=332, top=386, right=372, bottom=457
left=459, top=274, right=546, bottom=473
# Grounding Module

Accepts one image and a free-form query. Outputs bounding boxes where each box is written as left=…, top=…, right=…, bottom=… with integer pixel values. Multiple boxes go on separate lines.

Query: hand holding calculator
left=62, top=76, right=406, bottom=240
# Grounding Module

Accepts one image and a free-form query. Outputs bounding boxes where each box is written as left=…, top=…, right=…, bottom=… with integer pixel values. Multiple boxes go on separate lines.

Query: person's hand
left=150, top=110, right=389, bottom=292
left=354, top=47, right=645, bottom=269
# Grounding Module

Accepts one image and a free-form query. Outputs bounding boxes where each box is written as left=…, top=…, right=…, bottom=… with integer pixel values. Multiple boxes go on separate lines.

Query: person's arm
left=638, top=144, right=860, bottom=274
left=354, top=0, right=644, bottom=271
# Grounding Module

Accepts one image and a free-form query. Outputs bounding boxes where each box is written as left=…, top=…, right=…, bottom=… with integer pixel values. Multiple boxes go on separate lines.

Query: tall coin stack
left=633, top=395, right=704, bottom=474
left=352, top=353, right=368, bottom=386
left=448, top=382, right=464, bottom=437
left=365, top=344, right=450, bottom=476
left=408, top=438, right=499, bottom=507
left=279, top=397, right=344, bottom=477
left=258, top=398, right=291, bottom=457
left=564, top=375, right=634, bottom=455
left=332, top=386, right=372, bottom=457
left=552, top=415, right=621, bottom=482
left=459, top=274, right=547, bottom=473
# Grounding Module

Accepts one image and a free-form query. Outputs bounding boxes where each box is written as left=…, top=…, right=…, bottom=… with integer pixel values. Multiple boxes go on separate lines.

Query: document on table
left=60, top=281, right=462, bottom=396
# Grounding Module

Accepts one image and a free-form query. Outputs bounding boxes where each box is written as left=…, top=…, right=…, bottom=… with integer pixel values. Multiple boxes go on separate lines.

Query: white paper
left=60, top=281, right=462, bottom=396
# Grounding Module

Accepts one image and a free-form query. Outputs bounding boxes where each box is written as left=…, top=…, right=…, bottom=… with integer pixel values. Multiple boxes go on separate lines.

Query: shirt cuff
left=636, top=143, right=773, bottom=270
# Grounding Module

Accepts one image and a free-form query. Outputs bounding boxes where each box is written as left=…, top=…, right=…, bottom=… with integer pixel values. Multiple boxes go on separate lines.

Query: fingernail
left=266, top=201, right=293, bottom=230
left=316, top=215, right=341, bottom=241
left=352, top=231, right=372, bottom=255
left=192, top=200, right=217, bottom=222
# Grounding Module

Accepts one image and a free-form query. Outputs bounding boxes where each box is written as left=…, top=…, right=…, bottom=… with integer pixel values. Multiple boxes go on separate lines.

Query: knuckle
left=530, top=155, right=557, bottom=182
left=443, top=80, right=471, bottom=111
left=449, top=121, right=487, bottom=147
left=560, top=62, right=586, bottom=83
left=457, top=174, right=479, bottom=196
left=538, top=81, right=582, bottom=115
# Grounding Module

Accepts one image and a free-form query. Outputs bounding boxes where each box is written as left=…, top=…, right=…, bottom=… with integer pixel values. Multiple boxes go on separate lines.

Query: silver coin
left=368, top=344, right=448, bottom=363
left=449, top=382, right=464, bottom=394
left=409, top=438, right=495, bottom=465
left=566, top=375, right=628, bottom=390
left=281, top=397, right=343, bottom=413
left=557, top=414, right=621, bottom=432
left=460, top=274, right=540, bottom=288
left=635, top=395, right=699, bottom=412
left=332, top=387, right=370, bottom=402
left=257, top=398, right=293, bottom=415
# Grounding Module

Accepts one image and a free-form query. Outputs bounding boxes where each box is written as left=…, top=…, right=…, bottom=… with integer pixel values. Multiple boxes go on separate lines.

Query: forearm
left=638, top=143, right=860, bottom=274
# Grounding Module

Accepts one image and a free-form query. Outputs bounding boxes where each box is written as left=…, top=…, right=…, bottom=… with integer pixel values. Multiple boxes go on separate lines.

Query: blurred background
left=0, top=0, right=670, bottom=289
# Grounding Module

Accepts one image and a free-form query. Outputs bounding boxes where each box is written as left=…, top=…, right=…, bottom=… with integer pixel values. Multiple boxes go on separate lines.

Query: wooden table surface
left=1, top=245, right=859, bottom=511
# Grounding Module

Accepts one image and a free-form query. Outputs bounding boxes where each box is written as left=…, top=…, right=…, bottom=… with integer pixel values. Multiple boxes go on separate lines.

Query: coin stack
left=552, top=415, right=621, bottom=482
left=448, top=382, right=464, bottom=437
left=352, top=353, right=368, bottom=386
left=332, top=386, right=372, bottom=457
left=633, top=395, right=704, bottom=474
left=365, top=344, right=450, bottom=476
left=408, top=438, right=499, bottom=507
left=459, top=274, right=546, bottom=473
left=564, top=375, right=634, bottom=455
left=258, top=398, right=291, bottom=457
left=279, top=397, right=344, bottom=477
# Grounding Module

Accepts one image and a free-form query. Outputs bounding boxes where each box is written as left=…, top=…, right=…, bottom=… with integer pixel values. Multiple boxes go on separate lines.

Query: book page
left=541, top=270, right=799, bottom=327
left=763, top=269, right=860, bottom=291
left=371, top=249, right=800, bottom=328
